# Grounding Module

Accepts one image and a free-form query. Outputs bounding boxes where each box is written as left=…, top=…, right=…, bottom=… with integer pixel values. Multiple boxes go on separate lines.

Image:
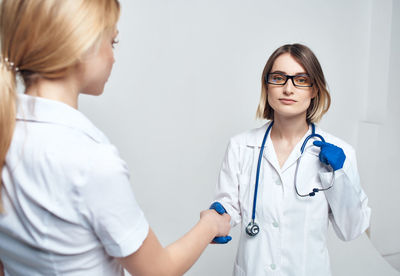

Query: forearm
left=164, top=217, right=217, bottom=275
left=119, top=211, right=229, bottom=276
left=321, top=170, right=371, bottom=240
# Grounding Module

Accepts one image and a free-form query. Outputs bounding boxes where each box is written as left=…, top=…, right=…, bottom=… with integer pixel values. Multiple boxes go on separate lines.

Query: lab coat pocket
left=233, top=262, right=246, bottom=276
left=237, top=174, right=251, bottom=219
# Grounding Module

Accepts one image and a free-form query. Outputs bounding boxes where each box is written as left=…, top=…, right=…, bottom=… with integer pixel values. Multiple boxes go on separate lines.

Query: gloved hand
left=313, top=141, right=346, bottom=171
left=209, top=202, right=232, bottom=244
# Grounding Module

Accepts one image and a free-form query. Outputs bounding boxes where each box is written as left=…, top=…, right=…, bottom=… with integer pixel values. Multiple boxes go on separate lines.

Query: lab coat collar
left=245, top=122, right=273, bottom=147
left=16, top=93, right=109, bottom=143
left=246, top=121, right=321, bottom=173
left=244, top=122, right=281, bottom=171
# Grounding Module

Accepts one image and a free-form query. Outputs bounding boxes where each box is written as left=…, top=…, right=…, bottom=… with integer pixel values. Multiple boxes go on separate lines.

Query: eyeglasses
left=266, top=72, right=313, bottom=87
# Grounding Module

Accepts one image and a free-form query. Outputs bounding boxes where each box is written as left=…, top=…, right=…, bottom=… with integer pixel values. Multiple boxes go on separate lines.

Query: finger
left=313, top=140, right=325, bottom=147
left=212, top=236, right=232, bottom=244
left=210, top=202, right=226, bottom=215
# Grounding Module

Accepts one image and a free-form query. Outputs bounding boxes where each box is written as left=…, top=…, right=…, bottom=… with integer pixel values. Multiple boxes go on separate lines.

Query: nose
left=283, top=77, right=295, bottom=95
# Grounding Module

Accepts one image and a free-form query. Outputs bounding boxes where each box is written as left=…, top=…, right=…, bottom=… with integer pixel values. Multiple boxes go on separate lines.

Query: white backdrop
left=80, top=0, right=400, bottom=275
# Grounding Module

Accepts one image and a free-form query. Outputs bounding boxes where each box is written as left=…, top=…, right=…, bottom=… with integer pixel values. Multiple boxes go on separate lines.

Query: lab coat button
left=275, top=179, right=281, bottom=185
left=270, top=264, right=277, bottom=270
left=272, top=221, right=279, bottom=228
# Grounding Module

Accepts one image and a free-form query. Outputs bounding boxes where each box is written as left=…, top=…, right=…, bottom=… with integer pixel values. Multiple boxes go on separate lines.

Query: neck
left=271, top=115, right=309, bottom=142
left=25, top=74, right=80, bottom=109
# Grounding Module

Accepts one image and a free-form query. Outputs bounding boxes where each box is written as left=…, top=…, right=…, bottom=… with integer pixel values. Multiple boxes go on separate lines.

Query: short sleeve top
left=0, top=94, right=149, bottom=276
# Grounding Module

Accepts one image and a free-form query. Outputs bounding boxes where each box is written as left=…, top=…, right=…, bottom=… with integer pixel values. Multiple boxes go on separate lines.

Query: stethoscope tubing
left=250, top=121, right=274, bottom=221
left=247, top=121, right=334, bottom=236
left=295, top=132, right=335, bottom=197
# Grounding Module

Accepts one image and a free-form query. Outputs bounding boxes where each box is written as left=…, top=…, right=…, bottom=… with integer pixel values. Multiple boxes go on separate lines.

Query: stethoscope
left=245, top=121, right=335, bottom=237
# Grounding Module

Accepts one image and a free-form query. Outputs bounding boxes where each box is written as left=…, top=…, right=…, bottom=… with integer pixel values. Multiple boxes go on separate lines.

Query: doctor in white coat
left=214, top=44, right=371, bottom=276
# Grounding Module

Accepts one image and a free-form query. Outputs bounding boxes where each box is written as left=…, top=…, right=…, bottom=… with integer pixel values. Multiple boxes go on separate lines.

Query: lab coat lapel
left=247, top=123, right=321, bottom=174
left=280, top=142, right=302, bottom=173
left=262, top=130, right=281, bottom=173
left=245, top=121, right=281, bottom=173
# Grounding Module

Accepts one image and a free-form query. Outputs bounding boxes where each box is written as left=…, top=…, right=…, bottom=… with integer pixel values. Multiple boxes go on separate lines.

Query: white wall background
left=357, top=0, right=400, bottom=271
left=80, top=0, right=400, bottom=275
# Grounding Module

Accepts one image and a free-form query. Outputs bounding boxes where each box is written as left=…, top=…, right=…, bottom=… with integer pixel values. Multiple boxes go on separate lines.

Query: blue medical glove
left=209, top=202, right=232, bottom=244
left=313, top=141, right=346, bottom=171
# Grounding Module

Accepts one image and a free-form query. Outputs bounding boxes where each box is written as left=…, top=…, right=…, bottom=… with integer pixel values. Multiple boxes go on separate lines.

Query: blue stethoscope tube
left=245, top=122, right=335, bottom=237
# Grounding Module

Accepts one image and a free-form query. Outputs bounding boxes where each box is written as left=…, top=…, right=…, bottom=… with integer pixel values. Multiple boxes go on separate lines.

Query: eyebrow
left=271, top=70, right=308, bottom=75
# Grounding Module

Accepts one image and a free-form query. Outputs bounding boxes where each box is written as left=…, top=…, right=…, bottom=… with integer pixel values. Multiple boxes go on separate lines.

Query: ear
left=311, top=87, right=318, bottom=99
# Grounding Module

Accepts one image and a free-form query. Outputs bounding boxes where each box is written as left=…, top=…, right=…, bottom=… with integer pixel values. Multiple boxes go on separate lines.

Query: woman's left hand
left=313, top=141, right=346, bottom=171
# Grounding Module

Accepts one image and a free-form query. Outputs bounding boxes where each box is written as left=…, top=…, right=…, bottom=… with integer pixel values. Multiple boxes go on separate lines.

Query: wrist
left=199, top=211, right=219, bottom=238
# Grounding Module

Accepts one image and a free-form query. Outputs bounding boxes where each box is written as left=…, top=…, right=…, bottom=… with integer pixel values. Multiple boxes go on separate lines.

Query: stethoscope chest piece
left=246, top=221, right=260, bottom=236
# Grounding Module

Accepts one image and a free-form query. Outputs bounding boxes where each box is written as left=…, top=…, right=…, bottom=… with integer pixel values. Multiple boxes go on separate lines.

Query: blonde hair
left=256, top=43, right=331, bottom=123
left=0, top=0, right=120, bottom=211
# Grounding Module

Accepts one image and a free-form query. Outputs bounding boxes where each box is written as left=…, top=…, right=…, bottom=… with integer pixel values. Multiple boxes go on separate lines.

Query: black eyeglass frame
left=265, top=72, right=314, bottom=87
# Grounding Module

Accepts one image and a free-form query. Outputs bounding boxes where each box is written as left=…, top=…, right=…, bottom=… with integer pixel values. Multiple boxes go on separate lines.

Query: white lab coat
left=214, top=122, right=371, bottom=276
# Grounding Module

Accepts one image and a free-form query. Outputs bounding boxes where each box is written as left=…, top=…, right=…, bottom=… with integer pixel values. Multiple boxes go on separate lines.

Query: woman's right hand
left=200, top=209, right=231, bottom=238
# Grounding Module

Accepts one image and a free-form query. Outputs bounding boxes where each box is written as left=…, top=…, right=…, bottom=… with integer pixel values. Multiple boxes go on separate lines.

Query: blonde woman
left=213, top=44, right=371, bottom=275
left=0, top=1, right=230, bottom=275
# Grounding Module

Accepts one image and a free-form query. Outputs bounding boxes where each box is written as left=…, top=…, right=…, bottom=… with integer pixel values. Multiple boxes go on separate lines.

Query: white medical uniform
left=0, top=94, right=149, bottom=275
left=214, top=122, right=371, bottom=276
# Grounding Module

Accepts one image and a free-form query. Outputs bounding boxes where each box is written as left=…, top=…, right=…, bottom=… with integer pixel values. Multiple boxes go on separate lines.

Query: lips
left=279, top=98, right=297, bottom=104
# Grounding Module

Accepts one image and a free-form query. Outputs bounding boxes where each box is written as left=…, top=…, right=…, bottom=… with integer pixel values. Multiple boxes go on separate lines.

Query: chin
left=81, top=85, right=106, bottom=96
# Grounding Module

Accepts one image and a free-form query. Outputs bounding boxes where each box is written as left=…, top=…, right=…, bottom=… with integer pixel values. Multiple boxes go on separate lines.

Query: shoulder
left=229, top=122, right=271, bottom=148
left=41, top=127, right=127, bottom=186
left=87, top=142, right=128, bottom=179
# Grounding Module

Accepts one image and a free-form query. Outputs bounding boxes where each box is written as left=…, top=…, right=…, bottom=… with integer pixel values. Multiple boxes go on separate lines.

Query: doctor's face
left=267, top=53, right=316, bottom=121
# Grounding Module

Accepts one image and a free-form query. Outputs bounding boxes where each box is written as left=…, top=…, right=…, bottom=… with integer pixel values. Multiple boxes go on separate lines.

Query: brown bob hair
left=256, top=43, right=331, bottom=123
